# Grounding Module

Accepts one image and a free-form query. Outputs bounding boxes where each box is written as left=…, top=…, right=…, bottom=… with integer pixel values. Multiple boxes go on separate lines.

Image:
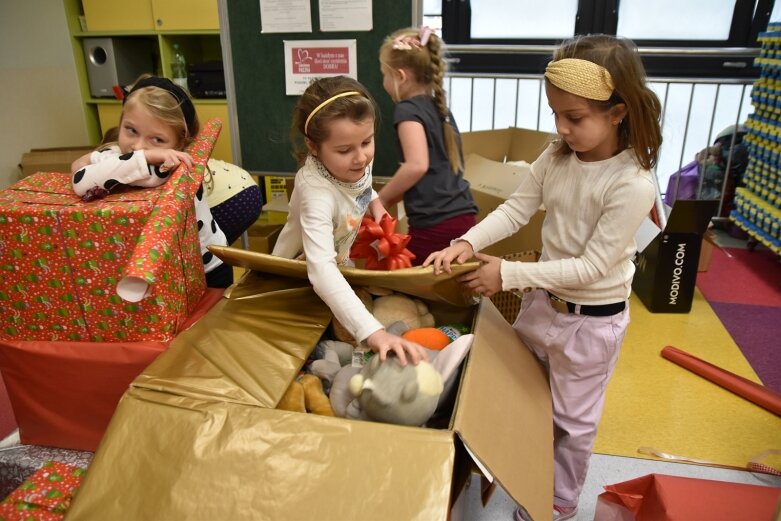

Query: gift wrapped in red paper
left=350, top=214, right=415, bottom=270
left=0, top=119, right=221, bottom=343
left=0, top=461, right=86, bottom=521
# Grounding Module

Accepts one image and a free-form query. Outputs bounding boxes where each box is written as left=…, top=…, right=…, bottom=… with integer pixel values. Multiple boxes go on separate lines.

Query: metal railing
left=445, top=73, right=755, bottom=217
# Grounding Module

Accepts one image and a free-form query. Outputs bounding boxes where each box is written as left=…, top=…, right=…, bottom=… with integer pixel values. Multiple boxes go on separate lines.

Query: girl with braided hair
left=425, top=34, right=662, bottom=521
left=377, top=26, right=477, bottom=265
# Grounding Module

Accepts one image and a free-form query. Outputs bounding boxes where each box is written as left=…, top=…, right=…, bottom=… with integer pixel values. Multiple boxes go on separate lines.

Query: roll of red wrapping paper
left=661, top=346, right=781, bottom=417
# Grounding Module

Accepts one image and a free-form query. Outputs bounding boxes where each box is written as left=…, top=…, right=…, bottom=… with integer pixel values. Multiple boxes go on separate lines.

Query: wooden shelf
left=64, top=0, right=232, bottom=161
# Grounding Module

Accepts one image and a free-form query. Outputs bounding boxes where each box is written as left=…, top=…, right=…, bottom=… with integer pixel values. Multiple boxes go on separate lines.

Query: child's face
left=118, top=103, right=180, bottom=154
left=309, top=117, right=375, bottom=183
left=545, top=83, right=624, bottom=162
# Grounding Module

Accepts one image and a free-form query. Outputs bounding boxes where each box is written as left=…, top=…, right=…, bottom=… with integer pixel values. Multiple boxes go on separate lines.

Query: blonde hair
left=549, top=35, right=662, bottom=170
left=380, top=27, right=462, bottom=173
left=290, top=76, right=378, bottom=166
left=120, top=74, right=200, bottom=151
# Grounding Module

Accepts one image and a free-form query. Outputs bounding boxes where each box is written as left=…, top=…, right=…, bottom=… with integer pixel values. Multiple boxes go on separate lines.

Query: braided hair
left=380, top=27, right=462, bottom=173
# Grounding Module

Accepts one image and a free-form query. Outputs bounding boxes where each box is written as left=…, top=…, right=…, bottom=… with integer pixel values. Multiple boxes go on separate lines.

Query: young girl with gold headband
left=424, top=35, right=662, bottom=520
left=272, top=76, right=427, bottom=366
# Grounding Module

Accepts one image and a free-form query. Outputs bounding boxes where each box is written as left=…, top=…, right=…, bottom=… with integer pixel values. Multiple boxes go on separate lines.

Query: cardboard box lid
left=453, top=298, right=553, bottom=521
left=463, top=153, right=532, bottom=200
left=462, top=127, right=554, bottom=163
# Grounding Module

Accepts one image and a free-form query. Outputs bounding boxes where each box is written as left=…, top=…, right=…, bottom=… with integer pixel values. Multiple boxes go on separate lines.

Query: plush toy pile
left=276, top=289, right=474, bottom=427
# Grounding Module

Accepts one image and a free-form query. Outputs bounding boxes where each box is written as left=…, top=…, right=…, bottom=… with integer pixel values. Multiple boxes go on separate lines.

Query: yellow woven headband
left=304, top=91, right=361, bottom=135
left=544, top=58, right=614, bottom=101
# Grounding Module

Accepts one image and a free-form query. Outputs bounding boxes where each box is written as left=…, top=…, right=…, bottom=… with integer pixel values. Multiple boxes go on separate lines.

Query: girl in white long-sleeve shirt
left=272, top=76, right=426, bottom=367
left=425, top=35, right=662, bottom=521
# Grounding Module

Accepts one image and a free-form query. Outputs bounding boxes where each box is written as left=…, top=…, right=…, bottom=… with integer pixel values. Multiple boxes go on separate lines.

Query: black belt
left=546, top=291, right=625, bottom=317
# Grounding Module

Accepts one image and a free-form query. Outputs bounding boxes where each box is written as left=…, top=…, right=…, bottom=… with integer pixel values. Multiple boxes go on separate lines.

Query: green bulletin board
left=224, top=0, right=413, bottom=177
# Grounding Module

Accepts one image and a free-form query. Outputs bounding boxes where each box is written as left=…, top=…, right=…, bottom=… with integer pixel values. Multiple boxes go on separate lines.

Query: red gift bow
left=350, top=214, right=415, bottom=270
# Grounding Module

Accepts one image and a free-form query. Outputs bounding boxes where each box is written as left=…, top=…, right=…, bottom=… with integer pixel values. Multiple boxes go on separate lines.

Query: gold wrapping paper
left=210, top=245, right=481, bottom=307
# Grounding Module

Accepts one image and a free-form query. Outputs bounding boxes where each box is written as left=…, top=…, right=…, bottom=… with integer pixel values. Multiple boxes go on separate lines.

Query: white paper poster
left=319, top=0, right=372, bottom=31
left=260, top=0, right=312, bottom=33
left=283, top=40, right=357, bottom=95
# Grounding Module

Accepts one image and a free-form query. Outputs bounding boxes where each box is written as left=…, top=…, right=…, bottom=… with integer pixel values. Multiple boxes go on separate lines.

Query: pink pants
left=512, top=289, right=629, bottom=509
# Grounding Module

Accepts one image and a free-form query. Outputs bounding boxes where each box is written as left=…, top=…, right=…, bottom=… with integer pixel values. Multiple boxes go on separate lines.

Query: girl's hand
left=423, top=240, right=474, bottom=274
left=144, top=149, right=194, bottom=173
left=365, top=329, right=428, bottom=367
left=457, top=252, right=503, bottom=297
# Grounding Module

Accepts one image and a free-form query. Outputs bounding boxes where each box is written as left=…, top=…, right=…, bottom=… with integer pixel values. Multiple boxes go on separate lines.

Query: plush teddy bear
left=371, top=293, right=435, bottom=330
left=348, top=355, right=443, bottom=426
left=277, top=374, right=335, bottom=416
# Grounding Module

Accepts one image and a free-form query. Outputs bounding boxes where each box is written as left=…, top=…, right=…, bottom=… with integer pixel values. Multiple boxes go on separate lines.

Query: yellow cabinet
left=82, top=0, right=218, bottom=32
left=151, top=0, right=219, bottom=31
left=82, top=0, right=155, bottom=31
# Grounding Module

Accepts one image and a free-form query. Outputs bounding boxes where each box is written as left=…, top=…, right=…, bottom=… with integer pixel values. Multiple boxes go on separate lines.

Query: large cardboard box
left=0, top=119, right=222, bottom=342
left=632, top=199, right=720, bottom=313
left=67, top=252, right=554, bottom=521
left=461, top=127, right=554, bottom=256
left=18, top=146, right=94, bottom=179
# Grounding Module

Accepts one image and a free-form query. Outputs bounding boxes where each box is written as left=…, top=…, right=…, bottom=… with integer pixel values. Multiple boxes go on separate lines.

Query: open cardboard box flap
left=461, top=127, right=554, bottom=163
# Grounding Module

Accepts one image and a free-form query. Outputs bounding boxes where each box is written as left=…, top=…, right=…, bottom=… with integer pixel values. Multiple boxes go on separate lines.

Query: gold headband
left=304, top=91, right=361, bottom=135
left=544, top=58, right=614, bottom=101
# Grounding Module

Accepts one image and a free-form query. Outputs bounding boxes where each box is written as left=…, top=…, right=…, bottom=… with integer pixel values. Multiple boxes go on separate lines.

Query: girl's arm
left=378, top=121, right=429, bottom=208
left=71, top=148, right=191, bottom=197
left=366, top=196, right=389, bottom=222
left=70, top=152, right=93, bottom=174
left=299, top=193, right=425, bottom=365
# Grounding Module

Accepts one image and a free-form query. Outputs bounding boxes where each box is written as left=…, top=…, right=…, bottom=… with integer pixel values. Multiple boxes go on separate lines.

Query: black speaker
left=83, top=37, right=156, bottom=98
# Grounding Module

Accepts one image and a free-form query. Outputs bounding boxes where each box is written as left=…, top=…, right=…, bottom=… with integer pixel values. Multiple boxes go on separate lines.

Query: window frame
left=439, top=0, right=774, bottom=78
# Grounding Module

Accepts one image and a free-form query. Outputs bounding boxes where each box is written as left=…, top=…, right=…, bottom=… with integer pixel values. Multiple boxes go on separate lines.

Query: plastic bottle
left=171, top=44, right=188, bottom=92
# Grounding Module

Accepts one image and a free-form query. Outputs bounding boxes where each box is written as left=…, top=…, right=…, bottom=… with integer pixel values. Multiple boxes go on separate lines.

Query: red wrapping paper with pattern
left=0, top=119, right=221, bottom=342
left=0, top=460, right=85, bottom=520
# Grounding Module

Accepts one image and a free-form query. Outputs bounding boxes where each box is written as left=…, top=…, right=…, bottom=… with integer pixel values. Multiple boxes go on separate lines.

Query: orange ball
left=402, top=328, right=451, bottom=350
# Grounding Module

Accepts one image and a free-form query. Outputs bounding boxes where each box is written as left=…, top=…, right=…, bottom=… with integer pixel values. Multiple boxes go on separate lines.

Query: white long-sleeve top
left=272, top=155, right=383, bottom=342
left=71, top=146, right=227, bottom=274
left=461, top=144, right=656, bottom=304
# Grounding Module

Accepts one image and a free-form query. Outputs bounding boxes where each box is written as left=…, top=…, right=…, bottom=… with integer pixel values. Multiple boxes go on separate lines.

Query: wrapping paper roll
left=661, top=345, right=781, bottom=417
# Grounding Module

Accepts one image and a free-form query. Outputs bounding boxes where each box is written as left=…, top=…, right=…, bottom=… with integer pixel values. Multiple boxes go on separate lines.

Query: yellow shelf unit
left=63, top=0, right=232, bottom=161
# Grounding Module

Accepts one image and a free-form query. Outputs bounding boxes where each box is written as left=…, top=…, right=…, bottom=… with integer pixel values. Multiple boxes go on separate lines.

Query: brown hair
left=290, top=75, right=378, bottom=165
left=550, top=34, right=662, bottom=170
left=120, top=74, right=200, bottom=151
left=380, top=27, right=462, bottom=173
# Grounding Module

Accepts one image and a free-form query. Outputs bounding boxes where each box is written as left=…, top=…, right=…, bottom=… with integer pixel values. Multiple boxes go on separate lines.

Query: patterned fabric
left=0, top=460, right=86, bottom=520
left=0, top=447, right=92, bottom=503
left=206, top=159, right=263, bottom=245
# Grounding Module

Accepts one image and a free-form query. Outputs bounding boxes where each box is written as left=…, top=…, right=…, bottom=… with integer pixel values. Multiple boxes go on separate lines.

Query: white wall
left=0, top=0, right=88, bottom=189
